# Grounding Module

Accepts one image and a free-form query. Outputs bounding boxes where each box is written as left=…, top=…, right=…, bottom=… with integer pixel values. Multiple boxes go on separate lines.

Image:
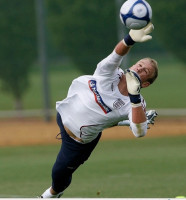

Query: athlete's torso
left=56, top=51, right=146, bottom=143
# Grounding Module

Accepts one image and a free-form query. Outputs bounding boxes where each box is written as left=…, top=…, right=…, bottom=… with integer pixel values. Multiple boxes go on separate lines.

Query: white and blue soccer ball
left=120, top=0, right=152, bottom=30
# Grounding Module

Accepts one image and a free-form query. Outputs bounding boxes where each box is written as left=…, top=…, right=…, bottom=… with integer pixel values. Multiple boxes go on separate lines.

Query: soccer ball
left=120, top=0, right=152, bottom=30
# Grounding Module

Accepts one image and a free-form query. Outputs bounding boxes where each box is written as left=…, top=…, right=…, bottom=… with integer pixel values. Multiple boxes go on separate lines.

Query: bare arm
left=116, top=23, right=154, bottom=56
left=115, top=40, right=131, bottom=56
left=116, top=23, right=155, bottom=137
left=125, top=70, right=148, bottom=137
left=132, top=106, right=146, bottom=123
left=115, top=41, right=146, bottom=125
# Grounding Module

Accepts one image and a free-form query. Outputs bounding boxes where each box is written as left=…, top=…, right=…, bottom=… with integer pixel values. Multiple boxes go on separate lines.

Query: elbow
left=134, top=129, right=147, bottom=138
left=131, top=121, right=148, bottom=138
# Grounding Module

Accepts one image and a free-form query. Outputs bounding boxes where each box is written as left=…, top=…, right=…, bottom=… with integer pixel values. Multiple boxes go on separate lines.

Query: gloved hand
left=125, top=69, right=141, bottom=107
left=125, top=69, right=141, bottom=95
left=123, top=22, right=154, bottom=46
left=117, top=110, right=158, bottom=129
left=146, top=110, right=158, bottom=128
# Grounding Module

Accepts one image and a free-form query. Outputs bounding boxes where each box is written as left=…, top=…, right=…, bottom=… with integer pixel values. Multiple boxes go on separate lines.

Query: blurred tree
left=0, top=0, right=37, bottom=109
left=46, top=0, right=118, bottom=74
left=47, top=0, right=186, bottom=71
left=148, top=0, right=186, bottom=63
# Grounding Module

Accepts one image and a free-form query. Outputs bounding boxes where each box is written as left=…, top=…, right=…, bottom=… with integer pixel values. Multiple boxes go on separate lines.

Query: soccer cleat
left=39, top=187, right=63, bottom=198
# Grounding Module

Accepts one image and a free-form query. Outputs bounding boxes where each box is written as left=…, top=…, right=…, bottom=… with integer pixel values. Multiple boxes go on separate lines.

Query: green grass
left=0, top=135, right=186, bottom=198
left=0, top=57, right=186, bottom=110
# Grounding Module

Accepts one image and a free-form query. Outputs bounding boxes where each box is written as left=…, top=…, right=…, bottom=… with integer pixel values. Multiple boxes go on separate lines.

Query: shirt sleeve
left=130, top=121, right=148, bottom=138
left=93, top=50, right=123, bottom=77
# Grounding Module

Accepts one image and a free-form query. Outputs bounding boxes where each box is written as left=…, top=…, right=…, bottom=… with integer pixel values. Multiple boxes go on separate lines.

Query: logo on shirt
left=113, top=98, right=125, bottom=109
left=88, top=80, right=112, bottom=114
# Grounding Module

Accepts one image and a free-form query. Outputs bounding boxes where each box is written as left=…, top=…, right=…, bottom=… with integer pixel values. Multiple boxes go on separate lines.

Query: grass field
left=0, top=56, right=186, bottom=110
left=0, top=135, right=186, bottom=198
left=0, top=55, right=185, bottom=198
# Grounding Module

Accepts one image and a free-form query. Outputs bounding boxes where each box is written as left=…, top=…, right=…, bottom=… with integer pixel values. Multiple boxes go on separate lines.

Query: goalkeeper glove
left=125, top=69, right=141, bottom=107
left=118, top=110, right=158, bottom=129
left=123, top=22, right=154, bottom=46
left=146, top=110, right=158, bottom=128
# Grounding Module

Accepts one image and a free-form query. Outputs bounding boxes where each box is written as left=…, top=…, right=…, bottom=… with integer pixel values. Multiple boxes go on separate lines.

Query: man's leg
left=40, top=113, right=101, bottom=198
left=52, top=127, right=102, bottom=193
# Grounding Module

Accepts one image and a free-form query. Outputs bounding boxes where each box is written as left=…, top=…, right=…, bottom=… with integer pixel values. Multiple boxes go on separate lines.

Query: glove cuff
left=123, top=34, right=136, bottom=46
left=128, top=93, right=141, bottom=105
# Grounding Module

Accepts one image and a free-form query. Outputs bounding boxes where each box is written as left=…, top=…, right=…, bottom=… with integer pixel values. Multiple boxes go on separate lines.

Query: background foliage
left=46, top=0, right=186, bottom=72
left=0, top=0, right=185, bottom=110
left=0, top=0, right=37, bottom=109
left=150, top=0, right=186, bottom=63
left=46, top=0, right=118, bottom=74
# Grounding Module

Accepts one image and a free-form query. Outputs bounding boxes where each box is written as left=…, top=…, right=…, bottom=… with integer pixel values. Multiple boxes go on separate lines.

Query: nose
left=137, top=67, right=142, bottom=72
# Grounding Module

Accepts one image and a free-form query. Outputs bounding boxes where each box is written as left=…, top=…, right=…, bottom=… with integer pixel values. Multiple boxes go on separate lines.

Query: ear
left=141, top=81, right=150, bottom=88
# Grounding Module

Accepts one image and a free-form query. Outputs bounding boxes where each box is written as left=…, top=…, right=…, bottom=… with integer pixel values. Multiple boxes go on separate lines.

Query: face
left=130, top=59, right=155, bottom=88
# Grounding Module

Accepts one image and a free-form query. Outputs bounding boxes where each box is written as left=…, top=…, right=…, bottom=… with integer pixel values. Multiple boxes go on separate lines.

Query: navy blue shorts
left=52, top=113, right=102, bottom=193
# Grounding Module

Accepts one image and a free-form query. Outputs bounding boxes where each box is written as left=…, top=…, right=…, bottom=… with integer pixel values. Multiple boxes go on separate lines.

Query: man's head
left=130, top=58, right=158, bottom=88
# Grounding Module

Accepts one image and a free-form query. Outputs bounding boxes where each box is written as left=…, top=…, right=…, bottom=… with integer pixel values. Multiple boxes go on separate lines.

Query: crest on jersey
left=113, top=98, right=125, bottom=109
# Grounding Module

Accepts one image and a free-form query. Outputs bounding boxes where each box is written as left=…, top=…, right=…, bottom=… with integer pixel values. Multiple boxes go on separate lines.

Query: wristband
left=131, top=102, right=142, bottom=108
left=128, top=93, right=141, bottom=104
left=123, top=34, right=136, bottom=46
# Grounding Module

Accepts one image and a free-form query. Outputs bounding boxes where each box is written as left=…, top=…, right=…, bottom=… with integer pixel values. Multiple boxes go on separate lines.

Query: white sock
left=41, top=187, right=63, bottom=198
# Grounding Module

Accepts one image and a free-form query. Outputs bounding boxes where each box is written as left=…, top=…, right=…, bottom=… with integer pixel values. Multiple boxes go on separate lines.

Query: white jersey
left=56, top=50, right=146, bottom=143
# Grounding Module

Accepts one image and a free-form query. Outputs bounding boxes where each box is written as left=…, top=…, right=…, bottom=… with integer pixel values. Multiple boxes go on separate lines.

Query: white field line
left=155, top=108, right=186, bottom=116
left=0, top=109, right=56, bottom=118
left=0, top=194, right=33, bottom=198
left=0, top=197, right=175, bottom=200
left=0, top=108, right=185, bottom=118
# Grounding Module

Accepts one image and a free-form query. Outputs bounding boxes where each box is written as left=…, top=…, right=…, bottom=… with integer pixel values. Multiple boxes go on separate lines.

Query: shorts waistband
left=64, top=125, right=84, bottom=143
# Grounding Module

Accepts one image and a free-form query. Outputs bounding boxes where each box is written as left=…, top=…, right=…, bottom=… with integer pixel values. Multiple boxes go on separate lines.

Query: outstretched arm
left=125, top=69, right=147, bottom=137
left=95, top=23, right=154, bottom=77
left=118, top=110, right=158, bottom=137
left=115, top=22, right=154, bottom=56
left=115, top=40, right=131, bottom=56
left=120, top=23, right=154, bottom=136
left=118, top=110, right=158, bottom=129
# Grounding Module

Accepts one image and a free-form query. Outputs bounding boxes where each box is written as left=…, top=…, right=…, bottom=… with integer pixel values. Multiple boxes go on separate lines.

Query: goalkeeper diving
left=40, top=22, right=159, bottom=198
